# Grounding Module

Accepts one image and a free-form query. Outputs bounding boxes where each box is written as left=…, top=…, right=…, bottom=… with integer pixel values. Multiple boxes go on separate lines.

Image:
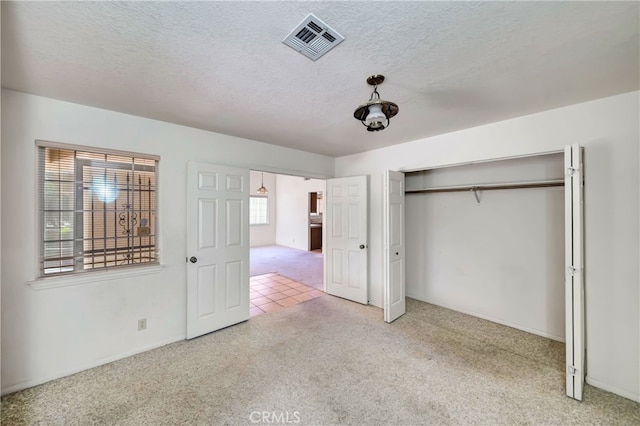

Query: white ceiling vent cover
left=282, top=14, right=345, bottom=61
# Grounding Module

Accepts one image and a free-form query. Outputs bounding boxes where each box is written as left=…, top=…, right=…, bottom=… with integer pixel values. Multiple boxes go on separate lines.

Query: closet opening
left=401, top=149, right=584, bottom=399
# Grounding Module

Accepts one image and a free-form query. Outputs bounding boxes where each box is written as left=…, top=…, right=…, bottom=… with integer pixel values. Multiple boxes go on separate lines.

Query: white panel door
left=186, top=162, right=250, bottom=339
left=565, top=144, right=585, bottom=400
left=325, top=176, right=368, bottom=304
left=384, top=170, right=406, bottom=322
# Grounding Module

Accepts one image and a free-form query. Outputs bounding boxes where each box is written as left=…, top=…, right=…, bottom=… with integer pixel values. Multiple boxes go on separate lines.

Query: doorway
left=249, top=171, right=326, bottom=316
left=186, top=165, right=368, bottom=333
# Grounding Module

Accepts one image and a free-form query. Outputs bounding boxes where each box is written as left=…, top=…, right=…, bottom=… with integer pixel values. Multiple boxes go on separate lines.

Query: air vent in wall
left=282, top=14, right=345, bottom=61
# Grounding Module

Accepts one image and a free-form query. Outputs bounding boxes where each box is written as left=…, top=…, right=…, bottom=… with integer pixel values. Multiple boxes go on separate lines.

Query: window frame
left=249, top=195, right=270, bottom=226
left=35, top=140, right=161, bottom=279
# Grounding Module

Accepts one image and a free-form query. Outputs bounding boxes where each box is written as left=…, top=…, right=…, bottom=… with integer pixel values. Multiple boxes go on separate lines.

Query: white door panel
left=384, top=170, right=406, bottom=322
left=187, top=162, right=249, bottom=339
left=325, top=176, right=368, bottom=304
left=565, top=144, right=585, bottom=400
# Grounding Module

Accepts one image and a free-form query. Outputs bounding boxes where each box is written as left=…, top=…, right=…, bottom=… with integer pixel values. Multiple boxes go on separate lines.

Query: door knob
left=359, top=244, right=366, bottom=249
left=189, top=256, right=198, bottom=263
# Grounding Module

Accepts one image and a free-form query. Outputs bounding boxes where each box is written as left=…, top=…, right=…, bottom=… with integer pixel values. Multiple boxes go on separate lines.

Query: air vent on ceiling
left=282, top=13, right=345, bottom=61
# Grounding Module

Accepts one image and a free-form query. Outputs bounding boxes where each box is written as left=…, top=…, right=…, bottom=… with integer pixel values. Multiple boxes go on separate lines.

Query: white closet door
left=384, top=170, right=406, bottom=322
left=565, top=144, right=585, bottom=400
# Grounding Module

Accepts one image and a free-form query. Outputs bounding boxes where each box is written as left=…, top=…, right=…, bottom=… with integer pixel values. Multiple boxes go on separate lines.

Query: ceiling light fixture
left=257, top=172, right=268, bottom=194
left=353, top=75, right=399, bottom=132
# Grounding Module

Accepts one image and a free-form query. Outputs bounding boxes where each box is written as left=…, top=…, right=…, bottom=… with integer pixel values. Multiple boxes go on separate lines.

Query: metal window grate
left=38, top=143, right=159, bottom=276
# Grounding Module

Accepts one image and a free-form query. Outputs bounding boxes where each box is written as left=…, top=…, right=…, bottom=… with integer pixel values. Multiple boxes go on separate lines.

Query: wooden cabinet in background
left=309, top=225, right=322, bottom=251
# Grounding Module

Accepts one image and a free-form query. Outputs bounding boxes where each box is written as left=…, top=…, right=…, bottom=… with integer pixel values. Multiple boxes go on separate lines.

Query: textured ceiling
left=2, top=1, right=638, bottom=157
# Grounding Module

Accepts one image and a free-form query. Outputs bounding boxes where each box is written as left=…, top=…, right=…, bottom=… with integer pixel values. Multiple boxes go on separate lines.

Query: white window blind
left=37, top=142, right=159, bottom=276
left=249, top=196, right=269, bottom=225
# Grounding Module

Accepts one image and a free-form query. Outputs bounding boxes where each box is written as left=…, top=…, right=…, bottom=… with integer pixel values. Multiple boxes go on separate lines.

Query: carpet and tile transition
left=250, top=245, right=323, bottom=290
left=250, top=273, right=324, bottom=317
left=2, top=297, right=639, bottom=425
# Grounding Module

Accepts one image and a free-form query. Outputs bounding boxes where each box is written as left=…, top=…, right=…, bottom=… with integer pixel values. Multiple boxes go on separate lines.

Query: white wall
left=275, top=175, right=325, bottom=251
left=249, top=171, right=276, bottom=247
left=335, top=91, right=640, bottom=401
left=0, top=90, right=334, bottom=394
left=405, top=154, right=565, bottom=341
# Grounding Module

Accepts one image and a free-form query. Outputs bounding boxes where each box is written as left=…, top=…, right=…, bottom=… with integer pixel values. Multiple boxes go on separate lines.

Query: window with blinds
left=38, top=142, right=159, bottom=276
left=249, top=196, right=269, bottom=225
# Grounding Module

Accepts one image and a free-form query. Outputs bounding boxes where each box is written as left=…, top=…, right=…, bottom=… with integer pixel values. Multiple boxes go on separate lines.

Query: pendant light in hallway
left=257, top=172, right=268, bottom=194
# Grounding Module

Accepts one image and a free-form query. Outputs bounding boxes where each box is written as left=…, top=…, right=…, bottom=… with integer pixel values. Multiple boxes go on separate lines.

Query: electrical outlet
left=138, top=318, right=147, bottom=331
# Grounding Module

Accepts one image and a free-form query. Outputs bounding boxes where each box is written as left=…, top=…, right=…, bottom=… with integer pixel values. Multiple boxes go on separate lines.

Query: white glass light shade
left=365, top=104, right=386, bottom=128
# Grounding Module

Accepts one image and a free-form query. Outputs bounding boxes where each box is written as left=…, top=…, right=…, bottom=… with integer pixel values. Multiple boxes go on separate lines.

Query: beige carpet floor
left=2, top=296, right=639, bottom=425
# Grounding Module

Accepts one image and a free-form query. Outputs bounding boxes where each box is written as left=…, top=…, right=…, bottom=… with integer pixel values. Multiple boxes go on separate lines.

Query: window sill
left=28, top=264, right=164, bottom=291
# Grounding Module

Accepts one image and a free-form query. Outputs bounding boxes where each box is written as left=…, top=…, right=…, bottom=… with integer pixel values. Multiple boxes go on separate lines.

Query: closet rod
left=405, top=179, right=564, bottom=194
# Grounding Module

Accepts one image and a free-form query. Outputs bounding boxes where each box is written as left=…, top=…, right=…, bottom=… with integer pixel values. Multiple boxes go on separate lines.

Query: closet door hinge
left=568, top=365, right=578, bottom=376
left=567, top=167, right=579, bottom=176
left=567, top=266, right=576, bottom=276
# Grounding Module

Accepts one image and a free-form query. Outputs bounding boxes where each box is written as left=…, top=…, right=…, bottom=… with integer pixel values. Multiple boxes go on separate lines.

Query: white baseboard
left=406, top=296, right=640, bottom=403
left=1, top=334, right=185, bottom=396
left=406, top=294, right=565, bottom=342
left=586, top=376, right=640, bottom=402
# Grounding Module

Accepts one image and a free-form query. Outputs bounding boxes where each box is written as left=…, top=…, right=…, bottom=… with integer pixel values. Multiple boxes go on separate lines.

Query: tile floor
left=250, top=273, right=325, bottom=317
